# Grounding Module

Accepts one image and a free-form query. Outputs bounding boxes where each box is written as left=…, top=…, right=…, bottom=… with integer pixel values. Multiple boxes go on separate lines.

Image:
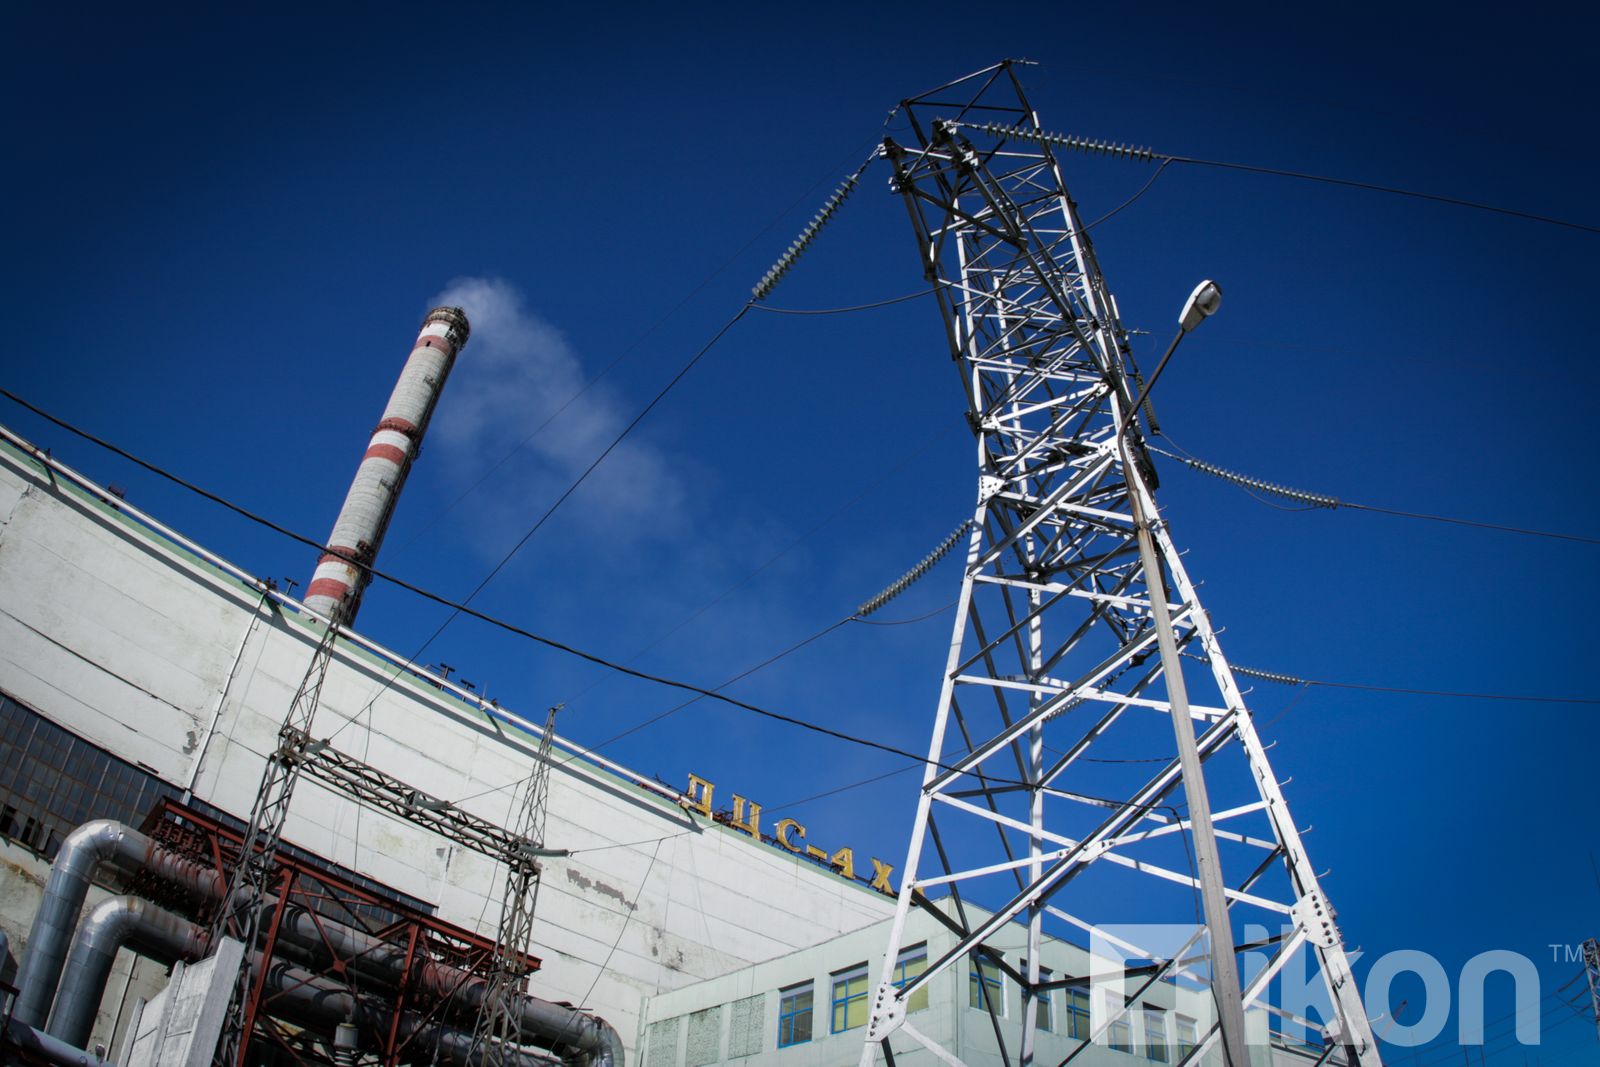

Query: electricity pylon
left=471, top=704, right=564, bottom=1064
left=210, top=623, right=341, bottom=1066
left=859, top=62, right=1380, bottom=1067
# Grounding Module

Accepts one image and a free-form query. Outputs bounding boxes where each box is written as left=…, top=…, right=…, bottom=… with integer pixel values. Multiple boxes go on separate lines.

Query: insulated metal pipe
left=26, top=821, right=620, bottom=1067
left=14, top=820, right=224, bottom=1029
left=257, top=959, right=561, bottom=1067
left=3, top=1016, right=114, bottom=1067
left=47, top=897, right=207, bottom=1048
left=266, top=903, right=622, bottom=1067
left=304, top=306, right=471, bottom=624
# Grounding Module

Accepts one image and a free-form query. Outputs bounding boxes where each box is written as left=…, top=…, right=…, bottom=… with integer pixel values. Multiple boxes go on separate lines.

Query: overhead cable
left=960, top=120, right=1600, bottom=236
left=0, top=387, right=1013, bottom=776
left=751, top=288, right=935, bottom=315
left=1149, top=442, right=1600, bottom=545
left=1197, top=654, right=1600, bottom=706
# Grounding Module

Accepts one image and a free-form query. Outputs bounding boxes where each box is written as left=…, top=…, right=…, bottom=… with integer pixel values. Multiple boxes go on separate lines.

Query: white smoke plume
left=427, top=276, right=690, bottom=555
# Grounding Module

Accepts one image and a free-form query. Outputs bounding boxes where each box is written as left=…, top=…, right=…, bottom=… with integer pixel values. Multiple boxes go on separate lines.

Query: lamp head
left=1178, top=280, right=1222, bottom=333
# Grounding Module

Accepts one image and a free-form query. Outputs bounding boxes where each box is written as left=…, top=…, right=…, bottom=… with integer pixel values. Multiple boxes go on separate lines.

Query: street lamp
left=1125, top=279, right=1222, bottom=434
left=1116, top=277, right=1250, bottom=1067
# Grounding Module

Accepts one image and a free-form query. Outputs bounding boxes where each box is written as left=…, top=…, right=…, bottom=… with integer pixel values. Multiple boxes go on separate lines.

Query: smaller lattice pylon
left=471, top=704, right=565, bottom=1064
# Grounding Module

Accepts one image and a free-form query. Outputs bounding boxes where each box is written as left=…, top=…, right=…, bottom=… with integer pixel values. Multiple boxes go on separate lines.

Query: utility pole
left=857, top=61, right=1380, bottom=1067
left=471, top=704, right=564, bottom=1065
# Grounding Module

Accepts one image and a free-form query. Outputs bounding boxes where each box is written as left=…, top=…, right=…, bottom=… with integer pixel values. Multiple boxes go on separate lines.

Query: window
left=831, top=964, right=871, bottom=1033
left=0, top=691, right=178, bottom=859
left=1065, top=986, right=1091, bottom=1040
left=778, top=982, right=813, bottom=1047
left=1174, top=1014, right=1197, bottom=1059
left=969, top=955, right=1004, bottom=1014
left=893, top=945, right=930, bottom=1013
left=1108, top=997, right=1133, bottom=1054
left=1143, top=1006, right=1168, bottom=1062
left=1022, top=961, right=1052, bottom=1032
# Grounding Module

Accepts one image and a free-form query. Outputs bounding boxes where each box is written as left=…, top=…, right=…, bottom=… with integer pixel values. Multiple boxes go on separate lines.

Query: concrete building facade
left=638, top=903, right=1335, bottom=1067
left=0, top=425, right=894, bottom=1060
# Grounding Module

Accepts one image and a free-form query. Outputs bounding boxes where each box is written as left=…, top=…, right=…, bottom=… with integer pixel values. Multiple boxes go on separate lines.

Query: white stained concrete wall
left=0, top=436, right=895, bottom=1057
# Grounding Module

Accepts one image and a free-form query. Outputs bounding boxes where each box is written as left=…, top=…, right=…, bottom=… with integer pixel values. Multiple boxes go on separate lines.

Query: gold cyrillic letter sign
left=869, top=857, right=895, bottom=894
left=731, top=794, right=761, bottom=837
left=684, top=773, right=714, bottom=817
left=775, top=818, right=806, bottom=853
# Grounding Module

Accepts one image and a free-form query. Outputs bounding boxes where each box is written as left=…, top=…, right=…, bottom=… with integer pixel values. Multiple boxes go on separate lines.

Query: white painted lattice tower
left=857, top=63, right=1381, bottom=1067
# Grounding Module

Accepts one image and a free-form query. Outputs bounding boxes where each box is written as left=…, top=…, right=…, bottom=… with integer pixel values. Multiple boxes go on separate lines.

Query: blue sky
left=4, top=4, right=1597, bottom=1061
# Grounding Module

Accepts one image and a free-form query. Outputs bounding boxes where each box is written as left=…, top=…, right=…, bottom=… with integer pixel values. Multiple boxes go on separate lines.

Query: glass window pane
left=895, top=944, right=929, bottom=1014
left=778, top=982, right=813, bottom=1048
left=831, top=965, right=869, bottom=1033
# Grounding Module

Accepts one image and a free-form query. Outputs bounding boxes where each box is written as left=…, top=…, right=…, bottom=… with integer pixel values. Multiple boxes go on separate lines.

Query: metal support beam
left=858, top=61, right=1380, bottom=1067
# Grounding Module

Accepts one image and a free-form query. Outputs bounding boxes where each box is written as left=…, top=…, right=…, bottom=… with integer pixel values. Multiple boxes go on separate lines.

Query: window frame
left=1174, top=1013, right=1198, bottom=1059
left=1064, top=985, right=1091, bottom=1040
left=830, top=963, right=871, bottom=1034
left=1020, top=959, right=1052, bottom=1032
left=1108, top=997, right=1133, bottom=1054
left=892, top=944, right=930, bottom=1014
left=1142, top=1004, right=1168, bottom=1062
left=777, top=981, right=814, bottom=1048
left=968, top=955, right=1005, bottom=1016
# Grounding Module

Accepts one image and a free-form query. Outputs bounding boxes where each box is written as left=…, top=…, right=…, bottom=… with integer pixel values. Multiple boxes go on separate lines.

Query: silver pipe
left=14, top=820, right=223, bottom=1028
left=47, top=897, right=206, bottom=1048
left=3, top=1016, right=114, bottom=1067
left=257, top=960, right=560, bottom=1067
left=22, top=819, right=620, bottom=1067
left=263, top=902, right=622, bottom=1067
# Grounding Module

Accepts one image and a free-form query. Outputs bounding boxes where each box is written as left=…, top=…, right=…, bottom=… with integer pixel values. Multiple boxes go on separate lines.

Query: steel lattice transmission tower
left=857, top=63, right=1380, bottom=1067
left=471, top=704, right=564, bottom=1065
left=210, top=623, right=341, bottom=1066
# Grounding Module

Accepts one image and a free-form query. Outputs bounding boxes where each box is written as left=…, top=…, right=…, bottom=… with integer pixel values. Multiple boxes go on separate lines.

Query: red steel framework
left=135, top=799, right=538, bottom=1065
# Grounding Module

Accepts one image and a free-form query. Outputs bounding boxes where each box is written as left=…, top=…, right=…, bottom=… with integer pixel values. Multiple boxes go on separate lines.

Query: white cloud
left=427, top=276, right=690, bottom=555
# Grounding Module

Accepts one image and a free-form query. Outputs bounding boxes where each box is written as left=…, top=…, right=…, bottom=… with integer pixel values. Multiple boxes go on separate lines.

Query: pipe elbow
left=589, top=1016, right=624, bottom=1067
left=48, top=897, right=204, bottom=1047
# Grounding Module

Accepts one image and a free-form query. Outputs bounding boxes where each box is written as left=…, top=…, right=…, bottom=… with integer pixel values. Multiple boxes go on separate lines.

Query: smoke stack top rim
left=423, top=305, right=471, bottom=350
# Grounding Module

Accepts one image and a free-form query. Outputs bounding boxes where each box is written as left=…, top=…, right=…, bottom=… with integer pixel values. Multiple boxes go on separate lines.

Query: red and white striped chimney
left=304, top=306, right=470, bottom=625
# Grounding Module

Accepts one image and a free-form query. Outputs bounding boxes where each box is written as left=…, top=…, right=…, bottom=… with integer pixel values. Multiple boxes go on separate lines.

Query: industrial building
left=0, top=312, right=895, bottom=1064
left=0, top=313, right=1345, bottom=1065
left=0, top=62, right=1379, bottom=1067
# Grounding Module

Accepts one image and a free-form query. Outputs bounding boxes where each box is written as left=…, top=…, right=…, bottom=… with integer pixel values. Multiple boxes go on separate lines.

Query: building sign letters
left=684, top=773, right=896, bottom=895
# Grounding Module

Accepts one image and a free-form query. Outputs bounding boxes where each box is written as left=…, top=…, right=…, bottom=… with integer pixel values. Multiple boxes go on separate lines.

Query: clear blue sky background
left=4, top=4, right=1596, bottom=1062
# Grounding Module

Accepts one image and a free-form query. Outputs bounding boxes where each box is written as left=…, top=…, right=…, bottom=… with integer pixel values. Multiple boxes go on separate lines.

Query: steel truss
left=859, top=63, right=1379, bottom=1067
left=210, top=621, right=555, bottom=1065
left=471, top=705, right=562, bottom=1065
left=142, top=799, right=535, bottom=1066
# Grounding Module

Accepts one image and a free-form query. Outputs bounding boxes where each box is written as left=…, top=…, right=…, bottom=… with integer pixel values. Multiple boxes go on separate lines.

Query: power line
left=963, top=121, right=1600, bottom=236
left=338, top=301, right=753, bottom=728
left=1211, top=656, right=1600, bottom=706
left=751, top=288, right=934, bottom=315
left=1149, top=442, right=1600, bottom=547
left=389, top=138, right=889, bottom=558
left=0, top=387, right=960, bottom=768
left=549, top=429, right=946, bottom=714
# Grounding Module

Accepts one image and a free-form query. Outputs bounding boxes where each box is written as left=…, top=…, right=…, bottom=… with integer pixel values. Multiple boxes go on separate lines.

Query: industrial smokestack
left=304, top=307, right=470, bottom=625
